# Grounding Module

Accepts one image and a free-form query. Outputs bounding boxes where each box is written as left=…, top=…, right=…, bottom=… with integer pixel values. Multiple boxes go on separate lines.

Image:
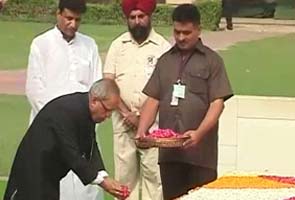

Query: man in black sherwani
left=4, top=79, right=130, bottom=200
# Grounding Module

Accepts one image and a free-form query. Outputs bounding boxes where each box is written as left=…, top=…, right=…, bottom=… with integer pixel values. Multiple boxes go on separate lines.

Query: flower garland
left=259, top=175, right=295, bottom=185
left=178, top=173, right=295, bottom=200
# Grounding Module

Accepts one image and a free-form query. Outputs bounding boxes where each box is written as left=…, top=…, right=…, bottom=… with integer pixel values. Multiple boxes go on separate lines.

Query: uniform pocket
left=187, top=68, right=209, bottom=94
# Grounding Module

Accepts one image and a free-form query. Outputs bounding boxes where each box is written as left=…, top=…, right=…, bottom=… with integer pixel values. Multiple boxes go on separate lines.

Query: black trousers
left=222, top=0, right=234, bottom=29
left=160, top=163, right=217, bottom=200
left=222, top=0, right=234, bottom=18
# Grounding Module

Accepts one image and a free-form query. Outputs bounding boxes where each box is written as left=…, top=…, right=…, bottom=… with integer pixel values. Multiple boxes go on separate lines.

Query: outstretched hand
left=99, top=177, right=130, bottom=199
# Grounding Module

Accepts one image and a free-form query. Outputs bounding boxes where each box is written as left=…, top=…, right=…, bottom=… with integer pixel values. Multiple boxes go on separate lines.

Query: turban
left=121, top=0, right=156, bottom=17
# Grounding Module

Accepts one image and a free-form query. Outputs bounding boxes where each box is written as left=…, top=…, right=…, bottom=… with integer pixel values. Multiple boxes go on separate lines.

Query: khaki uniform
left=104, top=29, right=171, bottom=200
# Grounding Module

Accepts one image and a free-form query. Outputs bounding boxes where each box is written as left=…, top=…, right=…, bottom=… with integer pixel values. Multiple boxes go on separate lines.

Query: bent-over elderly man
left=25, top=0, right=103, bottom=199
left=4, top=79, right=130, bottom=200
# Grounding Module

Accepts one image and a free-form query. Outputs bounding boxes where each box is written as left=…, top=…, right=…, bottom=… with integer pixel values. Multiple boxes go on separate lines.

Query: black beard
left=129, top=25, right=150, bottom=42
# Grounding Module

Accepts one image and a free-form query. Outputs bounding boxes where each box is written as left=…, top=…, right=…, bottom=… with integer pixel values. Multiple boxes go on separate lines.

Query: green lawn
left=0, top=180, right=6, bottom=199
left=0, top=95, right=30, bottom=176
left=0, top=95, right=30, bottom=200
left=96, top=120, right=115, bottom=200
left=220, top=33, right=295, bottom=97
left=0, top=21, right=52, bottom=70
left=0, top=21, right=171, bottom=70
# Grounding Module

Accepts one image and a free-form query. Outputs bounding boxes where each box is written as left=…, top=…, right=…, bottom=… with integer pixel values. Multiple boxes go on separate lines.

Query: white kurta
left=25, top=26, right=104, bottom=200
left=26, top=26, right=102, bottom=120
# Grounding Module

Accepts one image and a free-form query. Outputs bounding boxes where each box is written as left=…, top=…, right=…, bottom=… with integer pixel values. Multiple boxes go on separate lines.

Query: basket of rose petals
left=135, top=129, right=190, bottom=148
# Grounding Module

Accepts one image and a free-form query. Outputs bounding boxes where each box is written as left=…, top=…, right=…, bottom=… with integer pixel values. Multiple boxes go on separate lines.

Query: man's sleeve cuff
left=91, top=170, right=109, bottom=185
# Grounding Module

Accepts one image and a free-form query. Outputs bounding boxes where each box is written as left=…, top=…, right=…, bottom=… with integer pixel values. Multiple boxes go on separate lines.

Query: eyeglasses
left=99, top=99, right=113, bottom=113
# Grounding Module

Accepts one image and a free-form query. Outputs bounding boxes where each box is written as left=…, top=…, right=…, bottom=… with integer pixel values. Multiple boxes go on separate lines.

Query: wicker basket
left=135, top=137, right=155, bottom=149
left=135, top=135, right=190, bottom=148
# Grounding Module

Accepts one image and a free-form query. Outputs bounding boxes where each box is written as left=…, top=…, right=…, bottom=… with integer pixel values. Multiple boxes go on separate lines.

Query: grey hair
left=89, top=78, right=120, bottom=100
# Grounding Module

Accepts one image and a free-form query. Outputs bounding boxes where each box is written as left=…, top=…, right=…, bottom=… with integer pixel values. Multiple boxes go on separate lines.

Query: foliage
left=0, top=1, right=221, bottom=30
left=9, top=0, right=56, bottom=5
left=152, top=4, right=174, bottom=26
left=274, top=0, right=295, bottom=19
left=84, top=3, right=124, bottom=24
left=233, top=2, right=276, bottom=18
left=1, top=0, right=56, bottom=23
left=197, top=0, right=222, bottom=30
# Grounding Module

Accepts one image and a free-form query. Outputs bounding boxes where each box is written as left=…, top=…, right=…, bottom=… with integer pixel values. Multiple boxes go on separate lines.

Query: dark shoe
left=226, top=17, right=233, bottom=30
left=226, top=24, right=233, bottom=30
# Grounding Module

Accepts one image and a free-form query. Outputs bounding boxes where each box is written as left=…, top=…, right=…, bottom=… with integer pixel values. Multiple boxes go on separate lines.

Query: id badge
left=173, top=83, right=185, bottom=99
left=170, top=94, right=179, bottom=106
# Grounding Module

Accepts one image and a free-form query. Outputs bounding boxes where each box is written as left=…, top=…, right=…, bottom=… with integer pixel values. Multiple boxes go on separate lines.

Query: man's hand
left=182, top=99, right=224, bottom=148
left=182, top=130, right=201, bottom=148
left=99, top=177, right=130, bottom=200
left=134, top=131, right=146, bottom=139
left=123, top=111, right=139, bottom=129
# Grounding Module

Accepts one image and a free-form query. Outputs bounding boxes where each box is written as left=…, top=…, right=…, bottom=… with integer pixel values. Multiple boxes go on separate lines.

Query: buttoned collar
left=53, top=25, right=77, bottom=44
left=121, top=28, right=161, bottom=46
left=170, top=38, right=206, bottom=55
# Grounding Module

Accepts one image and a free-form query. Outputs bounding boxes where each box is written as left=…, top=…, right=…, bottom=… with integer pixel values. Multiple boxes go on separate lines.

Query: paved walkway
left=201, top=29, right=282, bottom=51
left=0, top=70, right=26, bottom=95
left=0, top=21, right=294, bottom=95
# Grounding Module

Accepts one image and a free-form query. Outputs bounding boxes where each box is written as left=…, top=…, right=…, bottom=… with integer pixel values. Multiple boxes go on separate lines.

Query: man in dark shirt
left=136, top=4, right=233, bottom=200
left=4, top=79, right=130, bottom=200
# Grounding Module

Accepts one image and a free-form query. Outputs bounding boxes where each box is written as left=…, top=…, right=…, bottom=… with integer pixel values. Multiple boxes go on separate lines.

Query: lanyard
left=177, top=52, right=194, bottom=81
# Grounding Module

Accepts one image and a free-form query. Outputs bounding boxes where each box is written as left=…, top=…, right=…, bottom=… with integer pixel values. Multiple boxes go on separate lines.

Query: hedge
left=233, top=2, right=276, bottom=18
left=0, top=0, right=56, bottom=22
left=274, top=0, right=295, bottom=20
left=198, top=0, right=221, bottom=30
left=0, top=0, right=222, bottom=30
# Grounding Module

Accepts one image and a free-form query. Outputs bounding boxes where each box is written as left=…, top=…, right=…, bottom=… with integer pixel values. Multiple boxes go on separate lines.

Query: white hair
left=89, top=78, right=120, bottom=100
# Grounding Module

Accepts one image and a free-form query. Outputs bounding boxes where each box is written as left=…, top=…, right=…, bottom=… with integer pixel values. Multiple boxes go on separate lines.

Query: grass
left=0, top=95, right=30, bottom=176
left=0, top=180, right=6, bottom=199
left=0, top=21, right=171, bottom=70
left=275, top=0, right=295, bottom=20
left=0, top=95, right=29, bottom=200
left=0, top=21, right=52, bottom=70
left=96, top=119, right=115, bottom=200
left=220, top=33, right=295, bottom=97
